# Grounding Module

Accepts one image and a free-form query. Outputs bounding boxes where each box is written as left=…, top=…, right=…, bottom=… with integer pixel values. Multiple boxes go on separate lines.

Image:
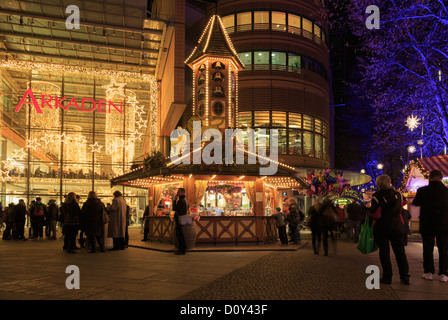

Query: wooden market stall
left=110, top=150, right=308, bottom=245
left=400, top=155, right=448, bottom=233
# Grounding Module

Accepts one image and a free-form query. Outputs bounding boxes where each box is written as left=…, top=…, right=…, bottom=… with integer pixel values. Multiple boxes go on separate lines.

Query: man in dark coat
left=82, top=191, right=105, bottom=253
left=413, top=170, right=448, bottom=282
left=173, top=188, right=188, bottom=255
left=13, top=200, right=27, bottom=240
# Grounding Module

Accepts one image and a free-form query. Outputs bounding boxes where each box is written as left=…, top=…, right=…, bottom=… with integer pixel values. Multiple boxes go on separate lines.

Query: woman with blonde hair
left=370, top=174, right=409, bottom=285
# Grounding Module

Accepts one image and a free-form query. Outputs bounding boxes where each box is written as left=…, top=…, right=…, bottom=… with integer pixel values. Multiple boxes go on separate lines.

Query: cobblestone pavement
left=0, top=226, right=446, bottom=303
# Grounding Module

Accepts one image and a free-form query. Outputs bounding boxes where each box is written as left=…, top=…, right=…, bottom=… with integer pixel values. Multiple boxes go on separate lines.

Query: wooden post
left=254, top=177, right=265, bottom=242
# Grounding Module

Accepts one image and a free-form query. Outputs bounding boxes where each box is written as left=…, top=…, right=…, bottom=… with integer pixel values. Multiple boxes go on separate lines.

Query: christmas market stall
left=110, top=147, right=308, bottom=245
left=400, top=155, right=448, bottom=232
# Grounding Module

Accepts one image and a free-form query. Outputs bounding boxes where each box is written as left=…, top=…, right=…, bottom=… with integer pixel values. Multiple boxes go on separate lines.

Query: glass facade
left=238, top=50, right=328, bottom=80
left=223, top=11, right=327, bottom=46
left=0, top=67, right=156, bottom=217
left=238, top=111, right=329, bottom=160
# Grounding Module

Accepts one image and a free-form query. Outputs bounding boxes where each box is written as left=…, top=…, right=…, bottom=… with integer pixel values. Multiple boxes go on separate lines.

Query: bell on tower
left=185, top=14, right=244, bottom=131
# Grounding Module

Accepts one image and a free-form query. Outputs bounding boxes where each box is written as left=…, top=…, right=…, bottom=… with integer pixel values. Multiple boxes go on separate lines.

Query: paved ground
left=0, top=226, right=447, bottom=308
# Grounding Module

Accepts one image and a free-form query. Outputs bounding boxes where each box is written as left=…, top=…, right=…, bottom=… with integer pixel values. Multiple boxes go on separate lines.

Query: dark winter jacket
left=82, top=198, right=104, bottom=236
left=370, top=189, right=404, bottom=235
left=173, top=195, right=188, bottom=218
left=13, top=203, right=26, bottom=223
left=47, top=203, right=59, bottom=221
left=412, top=180, right=448, bottom=234
left=62, top=201, right=81, bottom=226
left=346, top=202, right=365, bottom=221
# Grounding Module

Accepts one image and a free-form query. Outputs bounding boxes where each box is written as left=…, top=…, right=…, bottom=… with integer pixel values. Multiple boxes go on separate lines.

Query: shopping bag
left=357, top=215, right=378, bottom=254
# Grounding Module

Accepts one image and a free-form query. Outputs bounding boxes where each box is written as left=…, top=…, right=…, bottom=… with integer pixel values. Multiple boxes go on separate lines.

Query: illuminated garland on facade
left=0, top=60, right=154, bottom=83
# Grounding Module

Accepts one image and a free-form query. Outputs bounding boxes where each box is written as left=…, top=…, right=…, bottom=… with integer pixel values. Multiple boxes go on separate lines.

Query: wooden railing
left=147, top=216, right=277, bottom=245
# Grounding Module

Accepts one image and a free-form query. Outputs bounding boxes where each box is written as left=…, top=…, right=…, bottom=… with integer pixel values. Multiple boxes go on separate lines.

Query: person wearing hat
left=272, top=207, right=288, bottom=245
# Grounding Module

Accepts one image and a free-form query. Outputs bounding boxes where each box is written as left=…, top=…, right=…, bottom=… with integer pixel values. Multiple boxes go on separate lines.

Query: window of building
left=314, top=24, right=321, bottom=39
left=271, top=111, right=286, bottom=127
left=315, top=118, right=322, bottom=134
left=222, top=15, right=234, bottom=33
left=303, top=115, right=313, bottom=131
left=288, top=53, right=301, bottom=71
left=271, top=11, right=286, bottom=31
left=277, top=129, right=287, bottom=154
left=303, top=131, right=314, bottom=157
left=289, top=113, right=302, bottom=128
left=238, top=52, right=252, bottom=66
left=254, top=51, right=269, bottom=65
left=237, top=12, right=252, bottom=32
left=315, top=134, right=322, bottom=159
left=302, top=56, right=313, bottom=71
left=254, top=111, right=270, bottom=127
left=302, top=18, right=313, bottom=37
left=254, top=11, right=269, bottom=30
left=239, top=112, right=252, bottom=127
left=213, top=101, right=224, bottom=116
left=289, top=129, right=302, bottom=155
left=288, top=14, right=301, bottom=34
left=271, top=52, right=286, bottom=65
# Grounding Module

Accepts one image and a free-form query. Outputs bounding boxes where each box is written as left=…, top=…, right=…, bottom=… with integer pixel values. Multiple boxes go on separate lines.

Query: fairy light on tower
left=185, top=14, right=244, bottom=132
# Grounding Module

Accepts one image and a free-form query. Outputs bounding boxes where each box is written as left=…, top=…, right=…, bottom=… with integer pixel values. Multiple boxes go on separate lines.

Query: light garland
left=1, top=59, right=155, bottom=83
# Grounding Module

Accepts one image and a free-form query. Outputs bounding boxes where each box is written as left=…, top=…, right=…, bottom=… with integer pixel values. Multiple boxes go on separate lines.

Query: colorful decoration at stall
left=323, top=188, right=365, bottom=205
left=306, top=169, right=350, bottom=196
left=399, top=158, right=429, bottom=192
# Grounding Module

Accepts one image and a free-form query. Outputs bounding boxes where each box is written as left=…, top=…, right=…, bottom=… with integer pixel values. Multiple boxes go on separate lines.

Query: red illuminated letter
left=14, top=88, right=42, bottom=113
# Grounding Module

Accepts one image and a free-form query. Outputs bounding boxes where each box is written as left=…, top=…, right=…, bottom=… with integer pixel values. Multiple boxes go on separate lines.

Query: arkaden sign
left=14, top=88, right=123, bottom=114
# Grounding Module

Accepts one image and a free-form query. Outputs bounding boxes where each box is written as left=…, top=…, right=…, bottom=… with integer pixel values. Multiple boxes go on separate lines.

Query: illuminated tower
left=185, top=14, right=244, bottom=131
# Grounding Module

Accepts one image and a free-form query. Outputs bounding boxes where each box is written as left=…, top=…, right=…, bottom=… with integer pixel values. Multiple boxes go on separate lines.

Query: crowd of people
left=0, top=190, right=131, bottom=253
left=270, top=170, right=448, bottom=285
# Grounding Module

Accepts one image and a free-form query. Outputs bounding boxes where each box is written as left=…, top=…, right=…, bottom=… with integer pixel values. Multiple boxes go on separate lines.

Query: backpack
left=34, top=205, right=44, bottom=217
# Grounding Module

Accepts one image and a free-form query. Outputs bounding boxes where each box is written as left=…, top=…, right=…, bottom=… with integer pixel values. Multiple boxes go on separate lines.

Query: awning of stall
left=110, top=143, right=310, bottom=189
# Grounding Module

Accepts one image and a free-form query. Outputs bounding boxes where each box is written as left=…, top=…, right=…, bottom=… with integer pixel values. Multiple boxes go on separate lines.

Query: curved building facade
left=211, top=0, right=332, bottom=169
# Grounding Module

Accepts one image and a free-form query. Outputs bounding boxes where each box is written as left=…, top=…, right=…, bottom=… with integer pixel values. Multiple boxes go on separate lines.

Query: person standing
left=2, top=203, right=15, bottom=240
left=13, top=200, right=27, bottom=240
left=46, top=200, right=58, bottom=240
left=62, top=192, right=81, bottom=253
left=30, top=197, right=47, bottom=239
left=141, top=205, right=150, bottom=241
left=346, top=201, right=365, bottom=243
left=272, top=207, right=288, bottom=245
left=82, top=191, right=105, bottom=253
left=172, top=188, right=188, bottom=255
left=286, top=198, right=302, bottom=245
left=108, top=190, right=127, bottom=250
left=412, top=170, right=448, bottom=282
left=370, top=174, right=410, bottom=285
left=308, top=198, right=323, bottom=254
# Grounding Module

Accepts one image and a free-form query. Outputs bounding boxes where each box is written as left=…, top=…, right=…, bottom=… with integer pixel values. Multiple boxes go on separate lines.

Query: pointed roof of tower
left=185, top=14, right=244, bottom=70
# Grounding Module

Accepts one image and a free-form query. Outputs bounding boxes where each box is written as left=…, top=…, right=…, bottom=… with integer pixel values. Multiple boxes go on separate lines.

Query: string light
left=1, top=59, right=154, bottom=83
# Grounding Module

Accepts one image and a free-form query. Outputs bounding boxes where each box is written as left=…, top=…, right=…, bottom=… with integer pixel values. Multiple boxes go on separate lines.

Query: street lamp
left=377, top=163, right=384, bottom=170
